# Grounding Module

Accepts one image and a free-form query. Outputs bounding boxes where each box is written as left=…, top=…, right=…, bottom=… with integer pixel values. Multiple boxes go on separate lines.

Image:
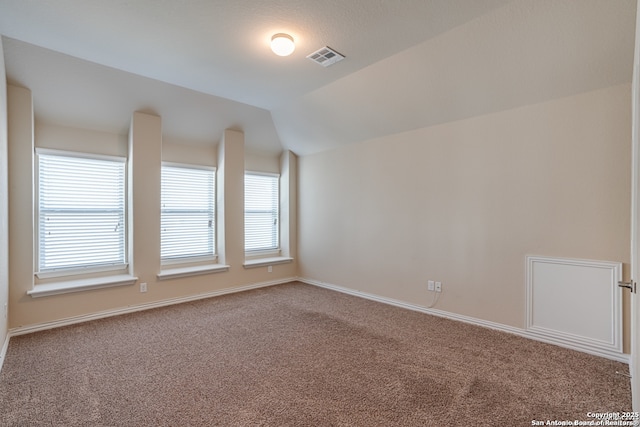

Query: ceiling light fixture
left=271, top=33, right=295, bottom=56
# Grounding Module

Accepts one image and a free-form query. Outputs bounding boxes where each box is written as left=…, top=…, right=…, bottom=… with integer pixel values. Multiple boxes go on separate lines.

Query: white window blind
left=37, top=151, right=126, bottom=273
left=245, top=173, right=279, bottom=253
left=161, top=164, right=215, bottom=262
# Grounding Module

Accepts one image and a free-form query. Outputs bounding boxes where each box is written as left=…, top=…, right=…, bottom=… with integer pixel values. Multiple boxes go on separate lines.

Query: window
left=36, top=149, right=127, bottom=275
left=245, top=172, right=279, bottom=254
left=161, top=164, right=215, bottom=263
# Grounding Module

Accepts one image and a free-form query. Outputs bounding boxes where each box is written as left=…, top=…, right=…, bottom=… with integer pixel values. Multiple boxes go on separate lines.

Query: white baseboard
left=9, top=277, right=297, bottom=337
left=5, top=276, right=630, bottom=365
left=0, top=332, right=9, bottom=375
left=298, top=277, right=630, bottom=364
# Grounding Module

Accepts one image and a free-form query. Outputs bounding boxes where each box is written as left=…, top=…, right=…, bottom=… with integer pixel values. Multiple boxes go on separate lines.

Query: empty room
left=1, top=0, right=639, bottom=425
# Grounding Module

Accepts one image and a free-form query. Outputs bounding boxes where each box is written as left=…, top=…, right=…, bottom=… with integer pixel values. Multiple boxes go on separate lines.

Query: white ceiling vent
left=306, top=46, right=345, bottom=67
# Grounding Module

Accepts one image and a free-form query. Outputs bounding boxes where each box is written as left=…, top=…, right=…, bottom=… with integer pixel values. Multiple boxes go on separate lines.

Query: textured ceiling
left=272, top=0, right=637, bottom=154
left=0, top=0, right=636, bottom=155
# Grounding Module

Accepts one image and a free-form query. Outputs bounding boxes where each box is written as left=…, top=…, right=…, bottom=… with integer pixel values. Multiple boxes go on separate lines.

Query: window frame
left=35, top=148, right=128, bottom=279
left=160, top=162, right=217, bottom=266
left=244, top=171, right=280, bottom=257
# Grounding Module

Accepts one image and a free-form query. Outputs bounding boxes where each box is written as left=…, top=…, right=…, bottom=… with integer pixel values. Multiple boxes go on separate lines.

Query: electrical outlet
left=140, top=282, right=147, bottom=293
left=435, top=281, right=442, bottom=293
left=268, top=266, right=273, bottom=273
left=427, top=280, right=435, bottom=291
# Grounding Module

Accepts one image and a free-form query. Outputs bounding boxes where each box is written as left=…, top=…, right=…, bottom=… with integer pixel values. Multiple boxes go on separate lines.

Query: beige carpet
left=0, top=282, right=632, bottom=426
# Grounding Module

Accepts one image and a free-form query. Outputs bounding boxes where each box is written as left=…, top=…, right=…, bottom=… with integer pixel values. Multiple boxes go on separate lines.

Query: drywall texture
left=298, top=84, right=631, bottom=331
left=7, top=87, right=298, bottom=329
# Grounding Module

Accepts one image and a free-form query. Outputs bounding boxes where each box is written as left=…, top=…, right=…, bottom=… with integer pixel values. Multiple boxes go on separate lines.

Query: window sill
left=27, top=274, right=138, bottom=298
left=243, top=257, right=294, bottom=269
left=157, top=264, right=230, bottom=281
left=35, top=264, right=129, bottom=280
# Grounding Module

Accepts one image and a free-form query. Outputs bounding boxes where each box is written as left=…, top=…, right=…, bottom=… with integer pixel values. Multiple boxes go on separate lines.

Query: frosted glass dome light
left=271, top=33, right=295, bottom=56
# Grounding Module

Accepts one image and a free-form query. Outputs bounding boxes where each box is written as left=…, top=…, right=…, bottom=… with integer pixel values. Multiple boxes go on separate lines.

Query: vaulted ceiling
left=0, top=0, right=636, bottom=156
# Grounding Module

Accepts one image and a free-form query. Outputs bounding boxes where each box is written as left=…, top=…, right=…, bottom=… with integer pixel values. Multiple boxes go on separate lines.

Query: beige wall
left=7, top=85, right=34, bottom=329
left=7, top=88, right=298, bottom=329
left=298, top=84, right=631, bottom=331
left=36, top=122, right=128, bottom=157
left=5, top=79, right=630, bottom=348
left=162, top=139, right=217, bottom=167
left=245, top=148, right=280, bottom=174
left=0, top=39, right=9, bottom=352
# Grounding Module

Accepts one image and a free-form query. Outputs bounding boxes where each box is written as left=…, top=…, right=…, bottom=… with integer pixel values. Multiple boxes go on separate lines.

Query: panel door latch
left=618, top=280, right=637, bottom=293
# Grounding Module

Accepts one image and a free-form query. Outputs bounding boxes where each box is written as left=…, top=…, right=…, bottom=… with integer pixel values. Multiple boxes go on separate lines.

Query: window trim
left=160, top=162, right=217, bottom=266
left=28, top=274, right=138, bottom=298
left=156, top=263, right=229, bottom=281
left=243, top=256, right=293, bottom=269
left=34, top=148, right=129, bottom=279
left=244, top=171, right=280, bottom=256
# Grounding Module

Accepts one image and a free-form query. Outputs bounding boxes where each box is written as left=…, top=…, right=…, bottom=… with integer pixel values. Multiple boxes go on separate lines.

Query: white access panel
left=526, top=256, right=623, bottom=357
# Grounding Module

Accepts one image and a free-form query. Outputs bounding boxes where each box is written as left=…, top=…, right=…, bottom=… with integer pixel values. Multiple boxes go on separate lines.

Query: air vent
left=306, top=46, right=345, bottom=67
